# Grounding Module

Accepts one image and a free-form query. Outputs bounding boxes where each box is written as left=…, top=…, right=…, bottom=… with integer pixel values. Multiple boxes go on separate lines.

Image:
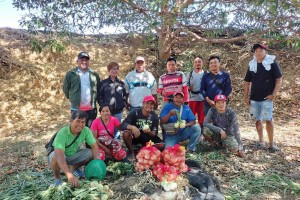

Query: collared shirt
left=78, top=69, right=92, bottom=110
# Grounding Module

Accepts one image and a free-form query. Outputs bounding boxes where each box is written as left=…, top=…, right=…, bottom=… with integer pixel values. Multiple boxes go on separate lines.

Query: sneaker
left=54, top=179, right=62, bottom=186
left=270, top=144, right=280, bottom=151
left=72, top=168, right=85, bottom=178
left=254, top=142, right=267, bottom=149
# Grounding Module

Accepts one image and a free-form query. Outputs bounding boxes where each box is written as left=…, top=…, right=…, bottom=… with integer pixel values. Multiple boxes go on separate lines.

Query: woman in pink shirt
left=90, top=104, right=126, bottom=161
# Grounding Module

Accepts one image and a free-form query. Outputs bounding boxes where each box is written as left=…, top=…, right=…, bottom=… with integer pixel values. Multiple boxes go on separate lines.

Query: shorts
left=250, top=99, right=273, bottom=121
left=124, top=130, right=163, bottom=145
left=47, top=148, right=92, bottom=166
left=202, top=127, right=238, bottom=151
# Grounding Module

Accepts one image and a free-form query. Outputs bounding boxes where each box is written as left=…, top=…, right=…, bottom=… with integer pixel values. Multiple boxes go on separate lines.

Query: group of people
left=48, top=43, right=282, bottom=187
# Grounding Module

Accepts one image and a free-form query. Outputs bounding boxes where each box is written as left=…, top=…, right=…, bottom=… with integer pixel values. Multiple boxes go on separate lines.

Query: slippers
left=72, top=168, right=85, bottom=178
left=54, top=179, right=62, bottom=186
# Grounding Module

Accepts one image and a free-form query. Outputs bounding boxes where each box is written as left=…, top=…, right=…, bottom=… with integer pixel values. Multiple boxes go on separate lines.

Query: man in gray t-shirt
left=203, top=95, right=245, bottom=157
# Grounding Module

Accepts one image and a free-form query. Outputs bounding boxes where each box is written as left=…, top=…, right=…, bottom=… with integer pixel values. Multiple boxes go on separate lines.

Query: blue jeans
left=113, top=112, right=123, bottom=139
left=164, top=125, right=201, bottom=151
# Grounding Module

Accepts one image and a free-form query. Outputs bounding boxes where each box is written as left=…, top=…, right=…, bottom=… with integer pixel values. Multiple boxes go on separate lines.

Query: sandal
left=72, top=168, right=85, bottom=178
left=54, top=179, right=62, bottom=186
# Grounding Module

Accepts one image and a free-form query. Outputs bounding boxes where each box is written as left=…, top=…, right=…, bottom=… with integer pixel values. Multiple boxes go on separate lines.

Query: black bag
left=45, top=131, right=82, bottom=156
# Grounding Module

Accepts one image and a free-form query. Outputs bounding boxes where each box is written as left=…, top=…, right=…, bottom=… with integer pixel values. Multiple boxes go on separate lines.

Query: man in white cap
left=63, top=51, right=101, bottom=128
left=244, top=43, right=282, bottom=151
left=124, top=56, right=158, bottom=111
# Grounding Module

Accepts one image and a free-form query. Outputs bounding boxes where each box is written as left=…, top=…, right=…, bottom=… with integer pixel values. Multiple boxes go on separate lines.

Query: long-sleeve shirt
left=200, top=71, right=232, bottom=105
left=203, top=107, right=243, bottom=149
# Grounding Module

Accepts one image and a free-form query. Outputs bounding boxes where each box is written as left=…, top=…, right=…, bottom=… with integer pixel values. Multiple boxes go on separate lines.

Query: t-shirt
left=244, top=62, right=282, bottom=101
left=53, top=125, right=96, bottom=156
left=186, top=70, right=204, bottom=101
left=158, top=71, right=189, bottom=102
left=121, top=109, right=159, bottom=136
left=124, top=70, right=157, bottom=107
left=160, top=103, right=196, bottom=134
left=90, top=116, right=120, bottom=138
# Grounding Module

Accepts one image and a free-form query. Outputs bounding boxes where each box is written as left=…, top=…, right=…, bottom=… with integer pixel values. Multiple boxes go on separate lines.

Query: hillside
left=0, top=28, right=299, bottom=199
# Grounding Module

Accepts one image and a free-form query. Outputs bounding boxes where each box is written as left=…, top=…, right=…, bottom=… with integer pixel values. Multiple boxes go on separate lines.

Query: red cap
left=143, top=95, right=156, bottom=103
left=174, top=91, right=184, bottom=97
left=252, top=43, right=267, bottom=52
left=214, top=94, right=227, bottom=102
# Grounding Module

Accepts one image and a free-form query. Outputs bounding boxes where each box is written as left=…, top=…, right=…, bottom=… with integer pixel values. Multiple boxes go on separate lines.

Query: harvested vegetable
left=162, top=144, right=189, bottom=173
left=135, top=141, right=161, bottom=172
left=152, top=163, right=180, bottom=181
left=106, top=162, right=134, bottom=179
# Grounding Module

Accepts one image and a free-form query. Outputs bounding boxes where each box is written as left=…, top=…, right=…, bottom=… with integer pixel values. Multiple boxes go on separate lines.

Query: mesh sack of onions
left=152, top=162, right=180, bottom=181
left=161, top=144, right=189, bottom=173
left=135, top=141, right=161, bottom=172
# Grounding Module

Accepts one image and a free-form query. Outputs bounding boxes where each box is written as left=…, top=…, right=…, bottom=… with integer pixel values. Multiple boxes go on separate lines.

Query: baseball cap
left=174, top=91, right=184, bottom=97
left=135, top=56, right=145, bottom=63
left=143, top=95, right=156, bottom=103
left=252, top=43, right=267, bottom=52
left=214, top=94, right=227, bottom=102
left=78, top=51, right=90, bottom=60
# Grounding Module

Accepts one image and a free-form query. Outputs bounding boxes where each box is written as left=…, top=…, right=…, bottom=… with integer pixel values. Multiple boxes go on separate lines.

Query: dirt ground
left=0, top=28, right=299, bottom=199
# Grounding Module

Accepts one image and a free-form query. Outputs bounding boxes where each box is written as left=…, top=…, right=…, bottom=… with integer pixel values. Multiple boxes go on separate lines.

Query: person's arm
left=224, top=73, right=232, bottom=97
left=157, top=76, right=164, bottom=96
left=203, top=109, right=222, bottom=133
left=160, top=109, right=177, bottom=124
left=267, top=77, right=282, bottom=101
left=97, top=80, right=105, bottom=106
left=121, top=111, right=140, bottom=137
left=244, top=81, right=251, bottom=106
left=90, top=142, right=100, bottom=159
left=62, top=72, right=70, bottom=99
left=181, top=72, right=189, bottom=102
left=231, top=111, right=243, bottom=149
left=55, top=149, right=79, bottom=187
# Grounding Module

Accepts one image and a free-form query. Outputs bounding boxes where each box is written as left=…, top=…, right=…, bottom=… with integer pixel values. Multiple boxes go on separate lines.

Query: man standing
left=200, top=55, right=232, bottom=115
left=186, top=56, right=205, bottom=127
left=121, top=96, right=163, bottom=160
left=160, top=92, right=201, bottom=152
left=244, top=44, right=282, bottom=151
left=63, top=52, right=101, bottom=127
left=124, top=56, right=157, bottom=111
left=158, top=57, right=189, bottom=105
left=47, top=111, right=99, bottom=187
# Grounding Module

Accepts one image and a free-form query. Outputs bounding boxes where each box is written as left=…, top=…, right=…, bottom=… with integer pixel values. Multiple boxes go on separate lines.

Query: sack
left=45, top=132, right=58, bottom=156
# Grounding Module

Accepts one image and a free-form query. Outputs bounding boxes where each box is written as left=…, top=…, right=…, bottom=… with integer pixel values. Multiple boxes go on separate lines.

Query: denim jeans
left=164, top=124, right=201, bottom=151
left=113, top=112, right=123, bottom=139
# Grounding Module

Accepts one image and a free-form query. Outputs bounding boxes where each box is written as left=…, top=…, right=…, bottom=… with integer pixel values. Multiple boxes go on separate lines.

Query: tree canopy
left=12, top=0, right=300, bottom=59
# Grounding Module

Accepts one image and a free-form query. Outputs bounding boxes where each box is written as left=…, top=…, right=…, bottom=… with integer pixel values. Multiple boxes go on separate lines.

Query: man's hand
left=220, top=130, right=227, bottom=140
left=237, top=150, right=246, bottom=158
left=266, top=95, right=275, bottom=101
left=244, top=96, right=250, bottom=106
left=207, top=98, right=215, bottom=107
left=169, top=109, right=177, bottom=117
left=66, top=173, right=79, bottom=188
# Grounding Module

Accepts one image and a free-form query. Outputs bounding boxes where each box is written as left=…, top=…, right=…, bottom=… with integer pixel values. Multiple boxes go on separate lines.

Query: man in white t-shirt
left=186, top=56, right=205, bottom=127
left=124, top=56, right=157, bottom=111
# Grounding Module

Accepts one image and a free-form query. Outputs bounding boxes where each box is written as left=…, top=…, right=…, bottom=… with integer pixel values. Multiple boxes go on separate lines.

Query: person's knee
left=266, top=120, right=273, bottom=125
